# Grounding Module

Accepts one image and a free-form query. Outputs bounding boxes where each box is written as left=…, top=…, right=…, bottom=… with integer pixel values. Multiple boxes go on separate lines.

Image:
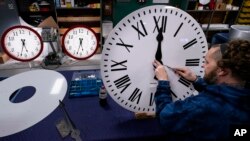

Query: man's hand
left=153, top=60, right=168, bottom=81
left=174, top=67, right=197, bottom=82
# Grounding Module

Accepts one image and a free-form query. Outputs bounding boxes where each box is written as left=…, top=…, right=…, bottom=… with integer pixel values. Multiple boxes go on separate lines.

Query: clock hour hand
left=77, top=38, right=84, bottom=54
left=21, top=39, right=28, bottom=53
left=80, top=38, right=84, bottom=52
left=155, top=27, right=163, bottom=64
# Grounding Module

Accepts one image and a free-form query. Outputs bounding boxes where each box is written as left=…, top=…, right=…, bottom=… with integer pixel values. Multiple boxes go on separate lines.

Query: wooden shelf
left=59, top=27, right=101, bottom=35
left=57, top=16, right=100, bottom=22
left=187, top=10, right=239, bottom=12
left=56, top=1, right=102, bottom=54
left=56, top=7, right=100, bottom=10
left=186, top=0, right=245, bottom=42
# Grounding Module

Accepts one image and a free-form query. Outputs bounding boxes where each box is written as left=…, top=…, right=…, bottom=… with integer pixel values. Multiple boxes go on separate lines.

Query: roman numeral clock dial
left=101, top=5, right=208, bottom=113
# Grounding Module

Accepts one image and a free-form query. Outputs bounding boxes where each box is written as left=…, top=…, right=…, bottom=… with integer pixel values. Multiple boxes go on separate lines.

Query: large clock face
left=62, top=25, right=98, bottom=60
left=1, top=25, right=43, bottom=62
left=101, top=5, right=208, bottom=113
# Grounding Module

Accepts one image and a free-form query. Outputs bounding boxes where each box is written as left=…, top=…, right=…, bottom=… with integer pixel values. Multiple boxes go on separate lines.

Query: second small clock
left=62, top=25, right=98, bottom=60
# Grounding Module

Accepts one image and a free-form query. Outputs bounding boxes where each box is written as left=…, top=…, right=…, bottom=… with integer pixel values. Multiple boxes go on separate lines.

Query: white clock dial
left=101, top=5, right=208, bottom=113
left=62, top=25, right=98, bottom=60
left=1, top=25, right=43, bottom=62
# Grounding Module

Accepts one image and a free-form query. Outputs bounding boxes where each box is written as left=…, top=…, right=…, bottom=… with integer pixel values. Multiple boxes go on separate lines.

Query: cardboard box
left=38, top=16, right=59, bottom=29
left=215, top=3, right=226, bottom=10
left=0, top=52, right=10, bottom=64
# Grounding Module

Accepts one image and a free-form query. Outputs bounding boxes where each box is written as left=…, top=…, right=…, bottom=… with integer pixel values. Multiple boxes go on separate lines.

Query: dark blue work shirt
left=155, top=78, right=250, bottom=141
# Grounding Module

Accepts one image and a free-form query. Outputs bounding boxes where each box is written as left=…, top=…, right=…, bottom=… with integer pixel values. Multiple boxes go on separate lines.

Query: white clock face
left=1, top=25, right=43, bottom=62
left=101, top=5, right=208, bottom=113
left=62, top=26, right=98, bottom=60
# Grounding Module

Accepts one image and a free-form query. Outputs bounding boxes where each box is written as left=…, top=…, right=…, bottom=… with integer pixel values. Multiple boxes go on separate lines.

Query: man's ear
left=217, top=67, right=230, bottom=76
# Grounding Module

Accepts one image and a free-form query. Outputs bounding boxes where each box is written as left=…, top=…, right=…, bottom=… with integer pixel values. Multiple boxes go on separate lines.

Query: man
left=153, top=40, right=250, bottom=141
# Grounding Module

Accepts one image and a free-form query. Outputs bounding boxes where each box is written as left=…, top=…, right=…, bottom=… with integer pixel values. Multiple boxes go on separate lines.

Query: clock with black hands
left=101, top=5, right=208, bottom=113
left=1, top=25, right=43, bottom=62
left=62, top=25, right=98, bottom=60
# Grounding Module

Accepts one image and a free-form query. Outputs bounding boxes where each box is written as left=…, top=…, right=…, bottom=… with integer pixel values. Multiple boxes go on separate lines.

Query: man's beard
left=204, top=69, right=218, bottom=84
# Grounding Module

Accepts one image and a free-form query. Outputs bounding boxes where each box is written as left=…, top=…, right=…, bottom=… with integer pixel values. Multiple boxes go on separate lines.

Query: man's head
left=203, top=44, right=221, bottom=84
left=203, top=40, right=250, bottom=86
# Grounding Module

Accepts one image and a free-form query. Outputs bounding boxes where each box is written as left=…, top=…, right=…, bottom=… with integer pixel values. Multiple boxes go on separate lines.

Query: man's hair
left=211, top=44, right=222, bottom=61
left=217, top=40, right=250, bottom=82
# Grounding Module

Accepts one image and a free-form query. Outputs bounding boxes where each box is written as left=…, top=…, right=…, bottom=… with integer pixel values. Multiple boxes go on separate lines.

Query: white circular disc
left=0, top=70, right=67, bottom=137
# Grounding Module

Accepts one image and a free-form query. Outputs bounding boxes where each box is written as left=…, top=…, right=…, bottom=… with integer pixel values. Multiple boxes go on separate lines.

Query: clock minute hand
left=77, top=38, right=82, bottom=54
left=20, top=39, right=25, bottom=56
left=79, top=38, right=84, bottom=52
left=155, top=27, right=163, bottom=64
left=21, top=39, right=28, bottom=52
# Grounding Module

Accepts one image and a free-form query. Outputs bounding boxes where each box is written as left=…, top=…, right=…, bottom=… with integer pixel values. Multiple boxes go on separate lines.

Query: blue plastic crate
left=68, top=70, right=103, bottom=98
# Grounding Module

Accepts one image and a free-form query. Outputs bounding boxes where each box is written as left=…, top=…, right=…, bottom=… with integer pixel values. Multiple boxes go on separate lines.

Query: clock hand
left=77, top=42, right=81, bottom=55
left=155, top=27, right=163, bottom=64
left=20, top=39, right=26, bottom=56
left=154, top=27, right=164, bottom=80
left=164, top=65, right=175, bottom=72
left=77, top=38, right=84, bottom=54
left=21, top=39, right=28, bottom=52
left=79, top=38, right=84, bottom=52
left=79, top=38, right=83, bottom=47
left=20, top=46, right=24, bottom=56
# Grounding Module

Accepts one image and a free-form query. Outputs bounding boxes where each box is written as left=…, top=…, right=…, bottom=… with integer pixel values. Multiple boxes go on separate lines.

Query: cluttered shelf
left=186, top=9, right=239, bottom=12
left=236, top=1, right=250, bottom=25
left=56, top=7, right=100, bottom=10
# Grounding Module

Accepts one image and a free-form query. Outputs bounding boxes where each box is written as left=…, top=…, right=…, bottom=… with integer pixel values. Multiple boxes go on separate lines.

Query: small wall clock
left=101, top=5, right=208, bottom=113
left=62, top=25, right=98, bottom=60
left=1, top=25, right=43, bottom=62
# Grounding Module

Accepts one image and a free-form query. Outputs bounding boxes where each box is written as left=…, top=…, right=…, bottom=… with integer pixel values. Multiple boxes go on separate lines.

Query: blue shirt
left=155, top=78, right=250, bottom=141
